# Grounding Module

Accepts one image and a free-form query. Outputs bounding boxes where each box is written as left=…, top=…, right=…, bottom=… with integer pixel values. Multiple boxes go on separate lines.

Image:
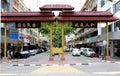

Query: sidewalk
left=97, top=56, right=120, bottom=63
left=0, top=58, right=19, bottom=63
left=111, top=56, right=120, bottom=62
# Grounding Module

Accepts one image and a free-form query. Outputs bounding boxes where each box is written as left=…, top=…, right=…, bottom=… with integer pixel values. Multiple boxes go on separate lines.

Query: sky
left=23, top=0, right=87, bottom=11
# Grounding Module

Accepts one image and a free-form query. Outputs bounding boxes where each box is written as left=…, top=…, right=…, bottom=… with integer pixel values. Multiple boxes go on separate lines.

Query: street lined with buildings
left=0, top=52, right=120, bottom=76
left=0, top=0, right=120, bottom=76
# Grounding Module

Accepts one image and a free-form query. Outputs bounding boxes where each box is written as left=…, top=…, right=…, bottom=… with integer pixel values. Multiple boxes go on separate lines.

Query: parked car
left=19, top=51, right=30, bottom=58
left=83, top=48, right=96, bottom=57
left=79, top=47, right=86, bottom=55
left=29, top=49, right=37, bottom=55
left=65, top=48, right=73, bottom=52
left=36, top=48, right=42, bottom=54
left=72, top=48, right=81, bottom=56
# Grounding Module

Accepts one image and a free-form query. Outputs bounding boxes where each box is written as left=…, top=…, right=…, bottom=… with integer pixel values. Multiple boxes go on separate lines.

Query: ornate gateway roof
left=58, top=11, right=118, bottom=22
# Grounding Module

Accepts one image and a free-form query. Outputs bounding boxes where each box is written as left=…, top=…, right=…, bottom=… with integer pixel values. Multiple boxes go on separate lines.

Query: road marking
left=93, top=71, right=120, bottom=74
left=115, top=62, right=120, bottom=64
left=0, top=73, right=17, bottom=76
left=18, top=64, right=24, bottom=66
left=31, top=66, right=84, bottom=74
left=30, top=64, right=36, bottom=66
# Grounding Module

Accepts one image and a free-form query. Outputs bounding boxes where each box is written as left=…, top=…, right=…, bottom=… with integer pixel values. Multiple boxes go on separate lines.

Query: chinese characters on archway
left=16, top=22, right=41, bottom=28
left=73, top=22, right=97, bottom=28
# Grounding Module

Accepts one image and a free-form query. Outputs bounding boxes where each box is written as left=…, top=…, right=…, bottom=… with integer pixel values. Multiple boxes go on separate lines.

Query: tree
left=39, top=22, right=75, bottom=47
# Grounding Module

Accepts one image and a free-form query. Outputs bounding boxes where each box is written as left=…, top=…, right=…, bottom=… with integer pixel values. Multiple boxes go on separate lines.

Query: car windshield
left=89, top=49, right=94, bottom=52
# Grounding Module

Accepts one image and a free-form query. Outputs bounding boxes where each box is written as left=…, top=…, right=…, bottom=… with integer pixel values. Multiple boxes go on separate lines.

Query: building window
left=108, top=24, right=112, bottom=32
left=114, top=20, right=120, bottom=31
left=101, top=27, right=106, bottom=34
left=1, top=0, right=10, bottom=12
left=101, top=0, right=105, bottom=7
left=101, top=24, right=112, bottom=34
left=114, top=1, right=120, bottom=13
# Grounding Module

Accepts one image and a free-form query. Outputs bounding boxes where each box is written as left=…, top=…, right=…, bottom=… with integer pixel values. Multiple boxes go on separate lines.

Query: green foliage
left=38, top=22, right=50, bottom=37
left=39, top=22, right=74, bottom=47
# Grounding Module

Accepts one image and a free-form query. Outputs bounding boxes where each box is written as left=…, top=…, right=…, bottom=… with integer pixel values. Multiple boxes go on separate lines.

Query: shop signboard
left=9, top=23, right=18, bottom=39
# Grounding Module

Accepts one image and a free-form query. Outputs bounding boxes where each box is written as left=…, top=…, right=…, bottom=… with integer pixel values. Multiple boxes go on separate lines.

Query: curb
left=10, top=61, right=120, bottom=67
left=11, top=63, right=89, bottom=67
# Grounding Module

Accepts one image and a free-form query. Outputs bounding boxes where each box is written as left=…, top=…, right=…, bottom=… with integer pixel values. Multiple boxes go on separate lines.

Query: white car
left=72, top=48, right=81, bottom=56
left=83, top=48, right=95, bottom=57
left=80, top=47, right=86, bottom=54
left=65, top=48, right=73, bottom=52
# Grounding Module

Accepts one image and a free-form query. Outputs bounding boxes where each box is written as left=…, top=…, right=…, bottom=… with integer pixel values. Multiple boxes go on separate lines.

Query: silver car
left=83, top=48, right=95, bottom=57
left=72, top=48, right=81, bottom=56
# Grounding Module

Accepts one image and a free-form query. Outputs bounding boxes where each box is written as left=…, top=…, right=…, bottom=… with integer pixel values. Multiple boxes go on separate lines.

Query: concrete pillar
left=110, top=41, right=114, bottom=57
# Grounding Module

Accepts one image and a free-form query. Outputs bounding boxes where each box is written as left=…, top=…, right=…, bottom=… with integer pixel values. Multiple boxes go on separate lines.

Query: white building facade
left=97, top=0, right=120, bottom=57
left=71, top=0, right=120, bottom=58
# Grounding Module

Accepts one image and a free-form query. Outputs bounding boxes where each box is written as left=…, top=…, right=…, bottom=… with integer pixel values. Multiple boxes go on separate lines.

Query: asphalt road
left=0, top=52, right=120, bottom=76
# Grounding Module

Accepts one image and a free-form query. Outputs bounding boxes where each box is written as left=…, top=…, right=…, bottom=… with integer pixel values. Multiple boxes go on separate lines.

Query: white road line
left=18, top=64, right=24, bottom=66
left=115, top=62, right=120, bottom=64
left=41, top=64, right=47, bottom=66
left=0, top=73, right=17, bottom=76
left=76, top=64, right=82, bottom=65
left=52, top=64, right=59, bottom=66
left=64, top=64, right=70, bottom=66
left=93, top=71, right=120, bottom=74
left=30, top=64, right=36, bottom=66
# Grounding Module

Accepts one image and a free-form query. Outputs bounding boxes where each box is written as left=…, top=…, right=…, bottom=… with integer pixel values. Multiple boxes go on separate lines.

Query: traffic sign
left=103, top=40, right=106, bottom=45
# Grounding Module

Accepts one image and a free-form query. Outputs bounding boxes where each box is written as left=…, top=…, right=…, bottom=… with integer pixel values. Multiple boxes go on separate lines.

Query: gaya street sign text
left=73, top=22, right=97, bottom=28
left=16, top=22, right=41, bottom=28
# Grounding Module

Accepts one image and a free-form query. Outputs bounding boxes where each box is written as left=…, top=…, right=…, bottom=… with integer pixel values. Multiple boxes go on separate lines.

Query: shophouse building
left=97, top=0, right=120, bottom=57
left=71, top=0, right=120, bottom=57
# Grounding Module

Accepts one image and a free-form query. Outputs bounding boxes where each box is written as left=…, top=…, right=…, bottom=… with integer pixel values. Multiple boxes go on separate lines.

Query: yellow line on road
left=31, top=66, right=84, bottom=74
left=93, top=71, right=120, bottom=74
